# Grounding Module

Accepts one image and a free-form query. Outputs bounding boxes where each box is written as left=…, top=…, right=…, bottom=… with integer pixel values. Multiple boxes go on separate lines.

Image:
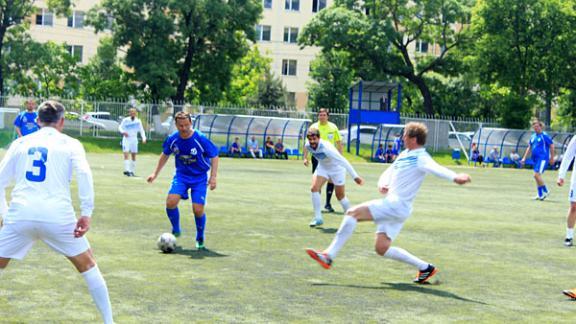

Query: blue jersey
left=13, top=111, right=39, bottom=136
left=529, top=132, right=553, bottom=160
left=162, top=130, right=218, bottom=183
left=393, top=137, right=402, bottom=154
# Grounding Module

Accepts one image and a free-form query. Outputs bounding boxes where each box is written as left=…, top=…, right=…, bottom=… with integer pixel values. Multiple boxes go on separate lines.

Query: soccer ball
left=157, top=233, right=177, bottom=253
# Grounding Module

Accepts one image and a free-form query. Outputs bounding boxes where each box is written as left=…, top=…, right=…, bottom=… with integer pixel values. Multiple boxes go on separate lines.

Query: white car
left=340, top=125, right=404, bottom=145
left=448, top=131, right=474, bottom=149
left=81, top=112, right=121, bottom=131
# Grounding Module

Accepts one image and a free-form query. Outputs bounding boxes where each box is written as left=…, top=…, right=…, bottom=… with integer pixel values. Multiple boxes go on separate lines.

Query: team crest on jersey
left=190, top=148, right=197, bottom=155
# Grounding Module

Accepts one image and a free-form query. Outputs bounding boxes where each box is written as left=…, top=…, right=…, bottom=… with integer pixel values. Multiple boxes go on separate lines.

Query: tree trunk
left=173, top=11, right=196, bottom=103
left=411, top=75, right=434, bottom=115
left=0, top=25, right=7, bottom=95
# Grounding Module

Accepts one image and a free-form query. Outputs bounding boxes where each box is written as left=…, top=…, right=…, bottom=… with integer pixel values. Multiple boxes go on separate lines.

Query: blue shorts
left=533, top=158, right=549, bottom=174
left=168, top=177, right=208, bottom=205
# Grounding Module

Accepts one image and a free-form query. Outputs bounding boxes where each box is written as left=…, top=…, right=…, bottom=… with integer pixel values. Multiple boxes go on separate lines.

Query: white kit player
left=119, top=108, right=146, bottom=176
left=0, top=101, right=113, bottom=323
left=304, top=127, right=364, bottom=227
left=306, top=122, right=471, bottom=284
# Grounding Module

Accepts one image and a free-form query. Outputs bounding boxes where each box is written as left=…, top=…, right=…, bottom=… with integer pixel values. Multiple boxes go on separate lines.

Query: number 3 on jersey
left=26, top=147, right=48, bottom=182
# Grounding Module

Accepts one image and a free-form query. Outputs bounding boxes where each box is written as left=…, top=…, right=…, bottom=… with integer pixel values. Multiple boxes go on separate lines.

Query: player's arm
left=209, top=156, right=219, bottom=190
left=13, top=116, right=22, bottom=137
left=558, top=136, right=576, bottom=186
left=521, top=144, right=531, bottom=163
left=419, top=154, right=470, bottom=185
left=303, top=145, right=309, bottom=166
left=549, top=138, right=555, bottom=165
left=0, top=143, right=17, bottom=216
left=139, top=120, right=147, bottom=144
left=147, top=153, right=170, bottom=183
left=333, top=125, right=343, bottom=154
left=377, top=166, right=393, bottom=194
left=118, top=119, right=128, bottom=137
left=71, top=141, right=95, bottom=237
left=14, top=127, right=22, bottom=137
left=326, top=143, right=363, bottom=185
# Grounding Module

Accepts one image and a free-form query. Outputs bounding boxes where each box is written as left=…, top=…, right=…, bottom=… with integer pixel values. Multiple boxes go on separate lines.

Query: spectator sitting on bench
left=374, top=144, right=386, bottom=163
left=489, top=146, right=501, bottom=167
left=385, top=144, right=395, bottom=163
left=247, top=136, right=263, bottom=159
left=229, top=137, right=242, bottom=158
left=510, top=150, right=521, bottom=168
left=265, top=136, right=275, bottom=158
left=274, top=138, right=288, bottom=159
left=471, top=143, right=484, bottom=167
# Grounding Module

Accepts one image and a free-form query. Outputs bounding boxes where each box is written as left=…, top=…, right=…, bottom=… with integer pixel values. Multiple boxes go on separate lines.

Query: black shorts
left=312, top=156, right=318, bottom=173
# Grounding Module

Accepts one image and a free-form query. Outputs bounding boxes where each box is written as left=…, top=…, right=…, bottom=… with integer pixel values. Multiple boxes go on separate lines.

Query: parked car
left=340, top=125, right=404, bottom=145
left=448, top=131, right=474, bottom=149
left=65, top=111, right=120, bottom=131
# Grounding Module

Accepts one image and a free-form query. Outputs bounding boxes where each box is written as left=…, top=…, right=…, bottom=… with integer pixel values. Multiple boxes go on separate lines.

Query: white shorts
left=0, top=221, right=90, bottom=260
left=315, top=165, right=346, bottom=186
left=367, top=196, right=412, bottom=241
left=122, top=137, right=138, bottom=153
left=570, top=181, right=576, bottom=203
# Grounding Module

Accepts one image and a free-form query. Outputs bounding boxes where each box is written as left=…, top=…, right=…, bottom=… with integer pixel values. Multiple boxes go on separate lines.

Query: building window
left=263, top=0, right=272, bottom=9
left=283, top=27, right=299, bottom=44
left=416, top=40, right=429, bottom=53
left=67, top=11, right=85, bottom=28
left=282, top=59, right=297, bottom=76
left=66, top=45, right=83, bottom=63
left=35, top=9, right=53, bottom=26
left=285, top=0, right=299, bottom=11
left=255, top=25, right=271, bottom=41
left=312, top=0, right=327, bottom=13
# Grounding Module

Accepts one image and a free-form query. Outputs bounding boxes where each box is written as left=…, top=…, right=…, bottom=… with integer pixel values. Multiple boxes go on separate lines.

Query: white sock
left=567, top=228, right=574, bottom=239
left=123, top=160, right=130, bottom=172
left=383, top=247, right=429, bottom=270
left=325, top=215, right=357, bottom=259
left=311, top=192, right=322, bottom=221
left=82, top=266, right=113, bottom=324
left=339, top=197, right=350, bottom=213
left=130, top=160, right=136, bottom=173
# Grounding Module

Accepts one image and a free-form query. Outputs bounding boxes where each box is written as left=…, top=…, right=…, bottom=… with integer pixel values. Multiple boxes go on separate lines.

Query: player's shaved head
left=404, top=122, right=427, bottom=146
left=307, top=127, right=320, bottom=138
left=38, top=100, right=65, bottom=125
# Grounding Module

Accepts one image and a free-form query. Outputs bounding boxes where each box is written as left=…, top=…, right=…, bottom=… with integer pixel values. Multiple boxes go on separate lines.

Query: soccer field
left=1, top=153, right=575, bottom=322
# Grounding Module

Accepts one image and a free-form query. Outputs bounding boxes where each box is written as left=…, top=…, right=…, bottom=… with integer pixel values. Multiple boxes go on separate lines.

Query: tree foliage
left=89, top=0, right=261, bottom=102
left=307, top=50, right=355, bottom=112
left=254, top=70, right=287, bottom=108
left=222, top=46, right=271, bottom=106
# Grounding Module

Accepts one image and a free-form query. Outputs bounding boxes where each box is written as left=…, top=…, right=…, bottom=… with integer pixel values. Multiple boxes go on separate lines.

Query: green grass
left=1, top=153, right=576, bottom=322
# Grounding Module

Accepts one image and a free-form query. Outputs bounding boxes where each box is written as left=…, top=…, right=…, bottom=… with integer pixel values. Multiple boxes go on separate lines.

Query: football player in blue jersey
left=147, top=112, right=219, bottom=250
left=521, top=119, right=555, bottom=200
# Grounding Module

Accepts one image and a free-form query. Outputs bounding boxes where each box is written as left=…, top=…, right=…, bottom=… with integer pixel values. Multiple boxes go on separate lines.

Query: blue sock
left=195, top=214, right=206, bottom=242
left=537, top=186, right=543, bottom=197
left=543, top=186, right=549, bottom=193
left=166, top=208, right=181, bottom=234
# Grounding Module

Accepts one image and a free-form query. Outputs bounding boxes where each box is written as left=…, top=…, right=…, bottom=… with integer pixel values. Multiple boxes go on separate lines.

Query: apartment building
left=28, top=0, right=108, bottom=65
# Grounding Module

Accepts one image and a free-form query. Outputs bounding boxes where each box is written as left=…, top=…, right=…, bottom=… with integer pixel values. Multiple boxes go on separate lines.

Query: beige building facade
left=28, top=0, right=108, bottom=65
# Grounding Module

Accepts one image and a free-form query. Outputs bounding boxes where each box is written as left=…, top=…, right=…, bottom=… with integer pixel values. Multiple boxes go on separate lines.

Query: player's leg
left=565, top=201, right=576, bottom=246
left=190, top=182, right=208, bottom=249
left=0, top=221, right=36, bottom=276
left=68, top=251, right=113, bottom=324
left=130, top=149, right=137, bottom=176
left=310, top=173, right=328, bottom=227
left=0, top=257, right=10, bottom=277
left=331, top=170, right=349, bottom=212
left=166, top=194, right=183, bottom=237
left=533, top=159, right=549, bottom=199
left=122, top=151, right=131, bottom=176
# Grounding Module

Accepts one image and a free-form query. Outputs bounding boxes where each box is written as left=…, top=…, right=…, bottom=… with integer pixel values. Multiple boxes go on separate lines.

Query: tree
left=300, top=0, right=473, bottom=115
left=89, top=0, right=261, bottom=103
left=307, top=50, right=355, bottom=112
left=0, top=0, right=72, bottom=94
left=223, top=46, right=271, bottom=106
left=79, top=37, right=135, bottom=100
left=471, top=0, right=576, bottom=125
left=254, top=70, right=287, bottom=108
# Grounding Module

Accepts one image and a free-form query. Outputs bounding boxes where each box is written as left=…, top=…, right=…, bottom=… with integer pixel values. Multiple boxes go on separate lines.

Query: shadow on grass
left=315, top=226, right=338, bottom=234
left=168, top=246, right=229, bottom=259
left=311, top=282, right=488, bottom=305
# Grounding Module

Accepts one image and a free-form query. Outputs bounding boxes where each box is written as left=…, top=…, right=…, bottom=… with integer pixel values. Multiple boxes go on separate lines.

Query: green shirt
left=311, top=121, right=341, bottom=146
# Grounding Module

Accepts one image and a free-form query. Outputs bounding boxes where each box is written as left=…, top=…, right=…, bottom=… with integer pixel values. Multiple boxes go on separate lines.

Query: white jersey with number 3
left=0, top=127, right=94, bottom=224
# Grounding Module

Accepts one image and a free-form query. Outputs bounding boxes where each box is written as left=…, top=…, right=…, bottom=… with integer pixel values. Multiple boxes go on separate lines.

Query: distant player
left=304, top=127, right=364, bottom=227
left=305, top=108, right=342, bottom=213
left=306, top=122, right=471, bottom=283
left=147, top=112, right=219, bottom=250
left=557, top=135, right=576, bottom=247
left=119, top=108, right=147, bottom=176
left=0, top=101, right=113, bottom=323
left=521, top=119, right=554, bottom=200
left=13, top=99, right=39, bottom=137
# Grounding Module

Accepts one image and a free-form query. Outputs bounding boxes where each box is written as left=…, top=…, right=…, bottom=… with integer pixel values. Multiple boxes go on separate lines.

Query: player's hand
left=74, top=216, right=91, bottom=238
left=303, top=159, right=309, bottom=167
left=209, top=176, right=217, bottom=190
left=378, top=186, right=389, bottom=195
left=520, top=158, right=525, bottom=166
left=454, top=173, right=471, bottom=185
left=147, top=173, right=157, bottom=183
left=122, top=132, right=129, bottom=137
left=354, top=177, right=364, bottom=185
left=550, top=158, right=555, bottom=165
left=558, top=178, right=565, bottom=187
left=142, top=139, right=147, bottom=144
